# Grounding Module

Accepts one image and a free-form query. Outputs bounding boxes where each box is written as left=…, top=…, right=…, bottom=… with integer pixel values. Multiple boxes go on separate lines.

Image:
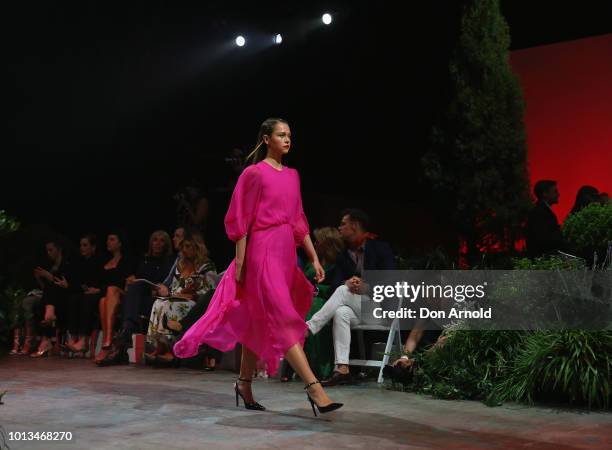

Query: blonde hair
left=313, top=227, right=344, bottom=264
left=178, top=231, right=209, bottom=271
left=146, top=230, right=172, bottom=257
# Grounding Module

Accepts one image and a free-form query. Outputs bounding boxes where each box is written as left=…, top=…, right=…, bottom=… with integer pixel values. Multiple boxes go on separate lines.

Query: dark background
left=5, top=0, right=611, bottom=267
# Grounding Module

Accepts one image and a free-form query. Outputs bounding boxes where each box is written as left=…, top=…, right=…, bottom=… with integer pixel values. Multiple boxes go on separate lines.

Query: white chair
left=348, top=296, right=403, bottom=383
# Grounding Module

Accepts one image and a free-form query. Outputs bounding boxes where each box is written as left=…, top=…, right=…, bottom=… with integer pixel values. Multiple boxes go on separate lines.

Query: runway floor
left=1, top=357, right=611, bottom=449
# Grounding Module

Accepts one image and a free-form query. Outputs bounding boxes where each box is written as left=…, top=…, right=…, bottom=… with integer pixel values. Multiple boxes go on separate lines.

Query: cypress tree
left=422, top=0, right=531, bottom=264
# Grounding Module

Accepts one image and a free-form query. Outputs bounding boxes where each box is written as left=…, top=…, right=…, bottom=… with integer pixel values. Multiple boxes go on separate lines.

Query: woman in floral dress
left=146, top=232, right=216, bottom=364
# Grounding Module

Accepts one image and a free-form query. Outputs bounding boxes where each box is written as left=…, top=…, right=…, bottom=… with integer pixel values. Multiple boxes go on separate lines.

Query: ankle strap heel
left=234, top=378, right=266, bottom=411
left=303, top=380, right=343, bottom=417
left=304, top=380, right=320, bottom=390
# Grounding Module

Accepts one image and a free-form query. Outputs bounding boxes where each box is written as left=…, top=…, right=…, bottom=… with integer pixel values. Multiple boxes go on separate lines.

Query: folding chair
left=349, top=296, right=403, bottom=383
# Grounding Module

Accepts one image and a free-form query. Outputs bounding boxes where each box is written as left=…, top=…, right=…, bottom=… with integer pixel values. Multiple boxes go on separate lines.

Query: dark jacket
left=526, top=201, right=564, bottom=257
left=332, top=238, right=396, bottom=291
left=40, top=257, right=80, bottom=306
left=135, top=254, right=175, bottom=284
left=100, top=254, right=136, bottom=291
left=75, top=254, right=105, bottom=290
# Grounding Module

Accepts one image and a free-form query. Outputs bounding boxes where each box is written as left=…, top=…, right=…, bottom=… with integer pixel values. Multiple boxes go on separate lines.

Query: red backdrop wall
left=510, top=34, right=612, bottom=222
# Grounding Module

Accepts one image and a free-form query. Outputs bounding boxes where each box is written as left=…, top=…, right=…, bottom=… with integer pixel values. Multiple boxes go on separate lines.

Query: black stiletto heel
left=304, top=380, right=343, bottom=416
left=234, top=378, right=266, bottom=411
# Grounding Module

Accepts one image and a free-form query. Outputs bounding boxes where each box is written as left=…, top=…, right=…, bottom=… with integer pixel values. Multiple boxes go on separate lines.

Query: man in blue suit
left=306, top=209, right=396, bottom=386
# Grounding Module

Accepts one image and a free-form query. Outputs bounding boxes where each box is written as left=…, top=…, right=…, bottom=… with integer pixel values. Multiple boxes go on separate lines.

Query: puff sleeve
left=224, top=165, right=263, bottom=242
left=293, top=169, right=310, bottom=246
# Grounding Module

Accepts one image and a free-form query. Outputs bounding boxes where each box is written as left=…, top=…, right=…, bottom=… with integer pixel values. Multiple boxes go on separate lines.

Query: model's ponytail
left=244, top=117, right=288, bottom=165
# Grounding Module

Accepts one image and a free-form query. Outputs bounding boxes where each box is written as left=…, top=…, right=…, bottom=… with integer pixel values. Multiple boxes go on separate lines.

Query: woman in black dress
left=95, top=232, right=135, bottom=364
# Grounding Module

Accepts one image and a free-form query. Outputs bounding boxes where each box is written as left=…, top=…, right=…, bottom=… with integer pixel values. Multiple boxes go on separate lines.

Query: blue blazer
left=332, top=239, right=396, bottom=291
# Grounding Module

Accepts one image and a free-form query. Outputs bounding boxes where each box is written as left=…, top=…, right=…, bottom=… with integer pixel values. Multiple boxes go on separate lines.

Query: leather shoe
left=97, top=345, right=129, bottom=367
left=320, top=371, right=353, bottom=387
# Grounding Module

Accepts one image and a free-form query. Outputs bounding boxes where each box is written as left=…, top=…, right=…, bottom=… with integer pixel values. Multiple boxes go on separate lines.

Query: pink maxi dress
left=173, top=160, right=315, bottom=375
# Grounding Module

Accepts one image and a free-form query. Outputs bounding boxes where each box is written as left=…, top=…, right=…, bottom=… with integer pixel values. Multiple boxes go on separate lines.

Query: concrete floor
left=0, top=357, right=610, bottom=450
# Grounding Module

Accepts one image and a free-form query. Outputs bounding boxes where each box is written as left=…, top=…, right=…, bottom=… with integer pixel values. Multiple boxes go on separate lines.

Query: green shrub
left=0, top=286, right=27, bottom=328
left=391, top=251, right=611, bottom=409
left=0, top=210, right=20, bottom=237
left=0, top=210, right=21, bottom=353
left=512, top=255, right=585, bottom=270
left=493, top=330, right=612, bottom=409
left=401, top=330, right=525, bottom=404
left=563, top=203, right=612, bottom=261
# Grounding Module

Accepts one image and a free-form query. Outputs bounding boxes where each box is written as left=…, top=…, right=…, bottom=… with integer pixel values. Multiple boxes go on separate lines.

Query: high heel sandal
left=30, top=341, right=54, bottom=358
left=65, top=341, right=88, bottom=357
left=94, top=345, right=112, bottom=364
left=69, top=340, right=89, bottom=355
left=304, top=380, right=343, bottom=417
left=234, top=378, right=266, bottom=411
left=19, top=336, right=34, bottom=355
left=97, top=346, right=129, bottom=367
left=9, top=332, right=20, bottom=355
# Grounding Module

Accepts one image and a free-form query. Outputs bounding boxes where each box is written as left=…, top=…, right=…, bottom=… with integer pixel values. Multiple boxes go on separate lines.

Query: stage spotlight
left=274, top=34, right=283, bottom=44
left=235, top=36, right=246, bottom=47
left=322, top=13, right=332, bottom=25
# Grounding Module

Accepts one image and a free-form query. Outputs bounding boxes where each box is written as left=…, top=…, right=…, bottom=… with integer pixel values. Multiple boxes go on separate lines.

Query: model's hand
left=313, top=260, right=325, bottom=283
left=235, top=261, right=244, bottom=285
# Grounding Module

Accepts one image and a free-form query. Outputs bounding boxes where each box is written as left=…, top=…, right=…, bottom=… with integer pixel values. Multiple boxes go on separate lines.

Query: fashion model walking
left=174, top=118, right=342, bottom=416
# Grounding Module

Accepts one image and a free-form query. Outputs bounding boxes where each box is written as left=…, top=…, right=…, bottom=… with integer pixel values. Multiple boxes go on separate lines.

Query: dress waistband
left=251, top=222, right=292, bottom=233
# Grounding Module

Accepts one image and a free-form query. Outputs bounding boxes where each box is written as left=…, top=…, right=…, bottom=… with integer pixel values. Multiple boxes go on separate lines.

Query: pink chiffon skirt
left=173, top=223, right=314, bottom=376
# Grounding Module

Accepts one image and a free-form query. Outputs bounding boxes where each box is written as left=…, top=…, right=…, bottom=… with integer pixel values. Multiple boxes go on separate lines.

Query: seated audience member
left=306, top=209, right=396, bottom=386
left=95, top=232, right=135, bottom=365
left=117, top=230, right=174, bottom=338
left=65, top=233, right=104, bottom=354
left=388, top=322, right=446, bottom=368
left=146, top=232, right=217, bottom=367
left=526, top=180, right=564, bottom=257
left=10, top=289, right=42, bottom=355
left=387, top=251, right=449, bottom=373
left=383, top=329, right=447, bottom=385
left=31, top=239, right=78, bottom=357
left=282, top=227, right=344, bottom=381
left=175, top=182, right=209, bottom=237
left=165, top=286, right=221, bottom=370
left=10, top=244, right=52, bottom=355
left=11, top=271, right=46, bottom=355
left=569, top=185, right=600, bottom=216
left=161, top=227, right=185, bottom=288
